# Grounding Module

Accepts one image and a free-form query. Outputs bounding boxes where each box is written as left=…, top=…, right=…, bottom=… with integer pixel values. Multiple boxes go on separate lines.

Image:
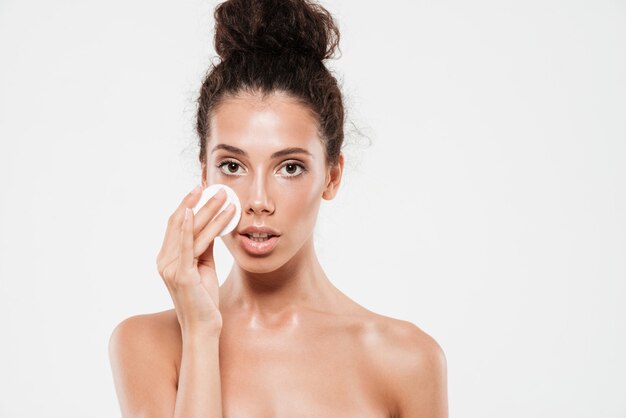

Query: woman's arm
left=174, top=327, right=223, bottom=418
left=110, top=186, right=231, bottom=416
left=108, top=315, right=223, bottom=418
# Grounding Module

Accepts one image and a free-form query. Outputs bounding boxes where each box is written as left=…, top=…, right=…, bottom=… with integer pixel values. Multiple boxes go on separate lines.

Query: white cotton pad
left=193, top=184, right=242, bottom=237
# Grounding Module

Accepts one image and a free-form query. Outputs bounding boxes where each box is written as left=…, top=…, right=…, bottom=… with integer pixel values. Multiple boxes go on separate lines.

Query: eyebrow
left=211, top=144, right=314, bottom=159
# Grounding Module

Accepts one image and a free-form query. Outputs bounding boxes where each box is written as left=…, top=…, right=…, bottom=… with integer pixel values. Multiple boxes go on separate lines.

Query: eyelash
left=215, top=159, right=308, bottom=179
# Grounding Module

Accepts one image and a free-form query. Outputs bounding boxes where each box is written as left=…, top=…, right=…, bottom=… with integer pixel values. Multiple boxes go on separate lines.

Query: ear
left=201, top=163, right=208, bottom=189
left=322, top=152, right=344, bottom=200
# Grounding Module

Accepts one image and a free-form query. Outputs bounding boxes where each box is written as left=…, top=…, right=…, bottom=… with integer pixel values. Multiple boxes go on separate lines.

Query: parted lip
left=238, top=225, right=281, bottom=236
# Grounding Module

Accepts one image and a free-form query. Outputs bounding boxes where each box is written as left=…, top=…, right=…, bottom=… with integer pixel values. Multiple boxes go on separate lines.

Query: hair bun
left=214, top=0, right=340, bottom=62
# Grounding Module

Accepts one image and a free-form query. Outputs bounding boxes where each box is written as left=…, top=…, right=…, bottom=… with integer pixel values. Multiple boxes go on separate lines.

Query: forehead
left=208, top=91, right=322, bottom=158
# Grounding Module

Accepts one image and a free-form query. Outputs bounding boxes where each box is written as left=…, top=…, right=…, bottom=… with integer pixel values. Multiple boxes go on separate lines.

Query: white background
left=1, top=0, right=624, bottom=417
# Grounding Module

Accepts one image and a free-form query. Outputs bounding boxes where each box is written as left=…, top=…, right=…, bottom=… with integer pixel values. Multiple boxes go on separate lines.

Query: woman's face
left=202, top=91, right=342, bottom=273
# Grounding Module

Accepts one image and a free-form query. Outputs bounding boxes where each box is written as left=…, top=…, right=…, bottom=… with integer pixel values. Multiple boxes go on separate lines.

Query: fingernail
left=191, top=185, right=202, bottom=195
left=215, top=188, right=225, bottom=198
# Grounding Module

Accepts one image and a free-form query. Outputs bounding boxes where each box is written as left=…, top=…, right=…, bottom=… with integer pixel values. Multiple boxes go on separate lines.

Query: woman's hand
left=156, top=185, right=236, bottom=334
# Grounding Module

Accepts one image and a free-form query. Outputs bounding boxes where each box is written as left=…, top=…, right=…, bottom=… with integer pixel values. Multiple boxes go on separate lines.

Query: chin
left=235, top=253, right=287, bottom=275
left=222, top=237, right=282, bottom=273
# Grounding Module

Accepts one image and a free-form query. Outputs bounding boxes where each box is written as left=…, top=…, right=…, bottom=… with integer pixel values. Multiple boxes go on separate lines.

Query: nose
left=244, top=173, right=275, bottom=215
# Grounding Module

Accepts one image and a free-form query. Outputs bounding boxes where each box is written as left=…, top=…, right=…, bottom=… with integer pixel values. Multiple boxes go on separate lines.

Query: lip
left=238, top=225, right=281, bottom=236
left=238, top=233, right=280, bottom=255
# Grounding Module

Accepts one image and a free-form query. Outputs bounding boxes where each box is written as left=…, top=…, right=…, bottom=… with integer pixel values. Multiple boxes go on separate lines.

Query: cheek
left=280, top=179, right=322, bottom=211
left=280, top=184, right=323, bottom=230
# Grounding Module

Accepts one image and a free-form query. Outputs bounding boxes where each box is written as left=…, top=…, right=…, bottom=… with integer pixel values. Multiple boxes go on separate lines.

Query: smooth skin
left=109, top=90, right=448, bottom=417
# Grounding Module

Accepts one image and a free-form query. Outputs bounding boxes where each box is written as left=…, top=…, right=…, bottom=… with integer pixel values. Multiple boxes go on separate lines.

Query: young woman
left=109, top=0, right=448, bottom=416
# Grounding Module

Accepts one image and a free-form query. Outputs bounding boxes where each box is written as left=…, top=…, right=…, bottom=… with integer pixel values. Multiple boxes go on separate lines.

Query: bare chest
left=217, top=325, right=390, bottom=418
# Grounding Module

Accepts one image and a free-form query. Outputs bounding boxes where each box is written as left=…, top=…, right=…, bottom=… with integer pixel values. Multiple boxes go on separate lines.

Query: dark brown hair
left=196, top=0, right=344, bottom=169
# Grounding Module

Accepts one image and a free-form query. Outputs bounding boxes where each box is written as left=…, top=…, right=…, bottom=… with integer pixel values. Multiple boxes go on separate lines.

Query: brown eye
left=216, top=160, right=245, bottom=176
left=279, top=162, right=307, bottom=178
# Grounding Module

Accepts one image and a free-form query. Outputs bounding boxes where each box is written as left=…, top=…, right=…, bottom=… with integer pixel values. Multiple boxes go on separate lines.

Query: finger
left=198, top=240, right=216, bottom=271
left=157, top=254, right=178, bottom=282
left=159, top=185, right=204, bottom=261
left=160, top=259, right=177, bottom=291
left=192, top=188, right=228, bottom=236
left=194, top=203, right=236, bottom=259
left=179, top=208, right=195, bottom=272
left=174, top=184, right=204, bottom=224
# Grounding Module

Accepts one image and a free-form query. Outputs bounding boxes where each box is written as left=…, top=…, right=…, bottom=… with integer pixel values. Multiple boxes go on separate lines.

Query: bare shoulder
left=109, top=309, right=180, bottom=355
left=108, top=309, right=182, bottom=417
left=355, top=311, right=448, bottom=418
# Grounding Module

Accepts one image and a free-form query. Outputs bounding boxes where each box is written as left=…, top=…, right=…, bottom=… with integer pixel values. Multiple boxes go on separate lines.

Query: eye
left=278, top=162, right=307, bottom=178
left=216, top=159, right=245, bottom=176
left=215, top=159, right=308, bottom=179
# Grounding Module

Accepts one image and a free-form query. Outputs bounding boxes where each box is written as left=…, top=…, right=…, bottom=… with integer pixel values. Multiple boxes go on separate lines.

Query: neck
left=219, top=237, right=340, bottom=319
